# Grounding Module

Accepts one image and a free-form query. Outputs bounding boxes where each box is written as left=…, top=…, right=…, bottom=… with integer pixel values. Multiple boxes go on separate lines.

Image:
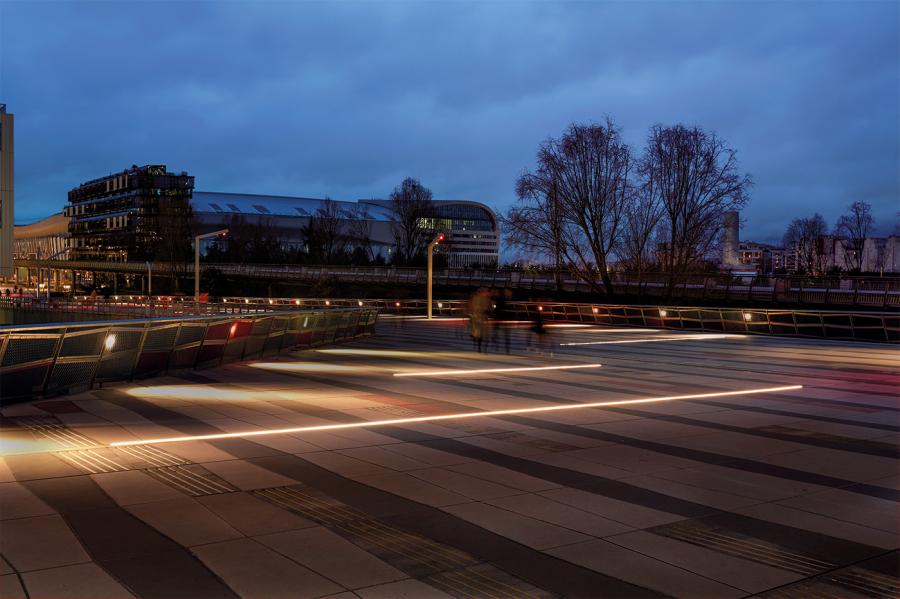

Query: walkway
left=1, top=318, right=898, bottom=598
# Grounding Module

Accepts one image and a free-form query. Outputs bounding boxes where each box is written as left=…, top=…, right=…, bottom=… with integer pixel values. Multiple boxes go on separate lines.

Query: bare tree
left=304, top=199, right=346, bottom=264
left=152, top=196, right=195, bottom=291
left=834, top=201, right=874, bottom=272
left=389, top=178, right=434, bottom=266
left=620, top=186, right=663, bottom=278
left=783, top=214, right=827, bottom=274
left=504, top=182, right=566, bottom=291
left=346, top=204, right=376, bottom=263
left=642, top=124, right=751, bottom=286
left=507, top=120, right=632, bottom=295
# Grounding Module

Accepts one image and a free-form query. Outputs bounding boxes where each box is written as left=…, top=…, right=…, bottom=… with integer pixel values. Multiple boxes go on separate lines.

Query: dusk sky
left=1, top=0, right=897, bottom=244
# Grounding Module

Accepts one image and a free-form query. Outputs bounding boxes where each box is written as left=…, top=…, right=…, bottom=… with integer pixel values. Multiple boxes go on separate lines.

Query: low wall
left=0, top=308, right=378, bottom=403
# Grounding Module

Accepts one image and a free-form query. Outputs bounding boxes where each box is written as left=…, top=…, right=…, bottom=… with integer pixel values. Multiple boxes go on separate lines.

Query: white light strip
left=564, top=328, right=663, bottom=333
left=561, top=334, right=743, bottom=346
left=393, top=364, right=602, bottom=377
left=109, top=385, right=802, bottom=447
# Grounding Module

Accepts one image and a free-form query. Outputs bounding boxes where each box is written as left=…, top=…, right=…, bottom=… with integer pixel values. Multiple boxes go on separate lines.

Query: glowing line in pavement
left=559, top=328, right=662, bottom=334
left=109, top=385, right=802, bottom=447
left=393, top=364, right=602, bottom=377
left=560, top=334, right=744, bottom=346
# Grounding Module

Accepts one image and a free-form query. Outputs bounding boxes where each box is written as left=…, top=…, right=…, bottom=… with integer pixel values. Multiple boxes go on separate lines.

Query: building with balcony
left=65, top=164, right=194, bottom=261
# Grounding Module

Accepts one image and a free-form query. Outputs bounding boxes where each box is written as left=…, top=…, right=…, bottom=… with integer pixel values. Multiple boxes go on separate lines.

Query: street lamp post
left=426, top=232, right=445, bottom=319
left=195, top=229, right=228, bottom=305
left=146, top=261, right=152, bottom=299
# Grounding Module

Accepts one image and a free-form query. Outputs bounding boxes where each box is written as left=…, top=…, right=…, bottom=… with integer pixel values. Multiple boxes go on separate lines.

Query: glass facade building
left=65, top=165, right=194, bottom=261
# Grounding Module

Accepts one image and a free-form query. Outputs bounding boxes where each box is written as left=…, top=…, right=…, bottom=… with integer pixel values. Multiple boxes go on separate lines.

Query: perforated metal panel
left=1, top=308, right=377, bottom=402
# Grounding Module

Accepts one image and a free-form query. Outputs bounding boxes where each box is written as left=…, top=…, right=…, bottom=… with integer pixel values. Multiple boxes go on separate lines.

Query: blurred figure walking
left=492, top=288, right=512, bottom=354
left=469, top=288, right=490, bottom=353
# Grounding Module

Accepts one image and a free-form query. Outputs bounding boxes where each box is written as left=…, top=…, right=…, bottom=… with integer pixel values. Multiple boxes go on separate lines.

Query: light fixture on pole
left=427, top=232, right=445, bottom=319
left=195, top=229, right=229, bottom=305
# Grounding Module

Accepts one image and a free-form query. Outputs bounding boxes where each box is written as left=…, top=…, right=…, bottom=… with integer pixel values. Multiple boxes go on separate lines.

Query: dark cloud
left=1, top=0, right=897, bottom=243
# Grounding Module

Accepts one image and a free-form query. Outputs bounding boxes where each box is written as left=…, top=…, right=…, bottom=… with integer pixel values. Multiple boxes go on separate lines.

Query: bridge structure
left=11, top=258, right=900, bottom=308
left=0, top=315, right=897, bottom=598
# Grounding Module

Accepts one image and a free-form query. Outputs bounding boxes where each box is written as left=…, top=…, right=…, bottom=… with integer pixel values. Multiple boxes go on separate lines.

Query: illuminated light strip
left=559, top=328, right=662, bottom=334
left=560, top=334, right=744, bottom=346
left=392, top=364, right=602, bottom=377
left=109, top=385, right=802, bottom=447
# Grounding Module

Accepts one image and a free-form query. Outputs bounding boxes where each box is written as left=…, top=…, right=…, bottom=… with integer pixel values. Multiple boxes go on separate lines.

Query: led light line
left=561, top=334, right=743, bottom=346
left=393, top=364, right=602, bottom=377
left=109, top=385, right=802, bottom=447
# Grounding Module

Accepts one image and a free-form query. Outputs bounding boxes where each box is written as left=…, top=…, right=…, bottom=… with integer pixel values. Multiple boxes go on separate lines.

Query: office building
left=65, top=164, right=195, bottom=261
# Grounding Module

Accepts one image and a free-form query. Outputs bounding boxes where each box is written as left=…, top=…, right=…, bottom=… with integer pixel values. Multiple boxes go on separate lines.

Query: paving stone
left=548, top=538, right=746, bottom=598
left=353, top=472, right=470, bottom=507
left=606, top=529, right=803, bottom=593
left=0, top=482, right=55, bottom=520
left=443, top=501, right=592, bottom=549
left=354, top=579, right=455, bottom=599
left=539, top=487, right=685, bottom=528
left=201, top=459, right=300, bottom=490
left=0, top=515, right=91, bottom=572
left=0, top=574, right=26, bottom=599
left=193, top=537, right=343, bottom=598
left=485, top=493, right=634, bottom=537
left=408, top=468, right=522, bottom=500
left=256, top=526, right=407, bottom=589
left=90, top=470, right=186, bottom=506
left=126, top=497, right=244, bottom=547
left=197, top=491, right=316, bottom=536
left=21, top=562, right=136, bottom=599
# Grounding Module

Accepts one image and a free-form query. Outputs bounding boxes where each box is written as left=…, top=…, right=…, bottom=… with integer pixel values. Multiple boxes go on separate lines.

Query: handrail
left=0, top=307, right=378, bottom=402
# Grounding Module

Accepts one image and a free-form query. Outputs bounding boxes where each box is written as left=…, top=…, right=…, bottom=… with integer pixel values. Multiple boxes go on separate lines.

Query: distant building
left=0, top=104, right=13, bottom=278
left=192, top=192, right=499, bottom=268
left=721, top=210, right=741, bottom=268
left=13, top=212, right=70, bottom=260
left=58, top=165, right=499, bottom=267
left=64, top=164, right=195, bottom=261
left=820, top=235, right=900, bottom=274
left=738, top=241, right=795, bottom=274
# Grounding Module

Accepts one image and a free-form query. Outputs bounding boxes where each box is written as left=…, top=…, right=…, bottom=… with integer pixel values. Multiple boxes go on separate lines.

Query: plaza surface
left=0, top=317, right=898, bottom=599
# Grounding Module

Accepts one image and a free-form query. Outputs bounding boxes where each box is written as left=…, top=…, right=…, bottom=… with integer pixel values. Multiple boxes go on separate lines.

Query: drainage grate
left=11, top=416, right=98, bottom=450
left=653, top=521, right=835, bottom=575
left=253, top=485, right=550, bottom=597
left=116, top=444, right=190, bottom=468
left=55, top=448, right=129, bottom=474
left=143, top=465, right=237, bottom=496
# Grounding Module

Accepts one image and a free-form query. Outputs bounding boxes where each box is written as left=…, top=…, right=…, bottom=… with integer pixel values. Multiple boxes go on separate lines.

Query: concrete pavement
left=1, top=317, right=898, bottom=598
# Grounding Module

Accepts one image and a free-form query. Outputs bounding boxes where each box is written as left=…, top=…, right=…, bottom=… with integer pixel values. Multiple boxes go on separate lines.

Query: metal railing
left=14, top=258, right=900, bottom=308
left=0, top=308, right=378, bottom=402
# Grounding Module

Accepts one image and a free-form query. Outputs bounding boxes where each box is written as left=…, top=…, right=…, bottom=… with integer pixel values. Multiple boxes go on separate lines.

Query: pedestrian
left=469, top=288, right=489, bottom=353
left=493, top=288, right=512, bottom=354
left=530, top=306, right=549, bottom=355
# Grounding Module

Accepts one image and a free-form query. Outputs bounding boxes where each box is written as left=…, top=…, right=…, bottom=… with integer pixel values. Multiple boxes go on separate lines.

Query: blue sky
left=1, top=0, right=897, bottom=243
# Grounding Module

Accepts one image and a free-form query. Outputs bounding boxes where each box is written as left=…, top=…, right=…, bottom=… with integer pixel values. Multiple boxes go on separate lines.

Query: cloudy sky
left=1, top=0, right=897, bottom=243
